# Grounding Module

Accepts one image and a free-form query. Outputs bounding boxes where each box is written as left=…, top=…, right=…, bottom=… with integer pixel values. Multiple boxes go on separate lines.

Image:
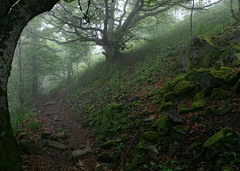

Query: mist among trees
left=1, top=0, right=240, bottom=170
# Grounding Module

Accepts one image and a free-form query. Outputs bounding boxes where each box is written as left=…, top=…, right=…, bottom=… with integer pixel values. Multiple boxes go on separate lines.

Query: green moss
left=232, top=44, right=240, bottom=51
left=142, top=131, right=159, bottom=142
left=99, top=139, right=122, bottom=149
left=194, top=91, right=205, bottom=100
left=163, top=92, right=177, bottom=101
left=203, top=107, right=216, bottom=117
left=214, top=60, right=222, bottom=70
left=152, top=114, right=172, bottom=134
left=210, top=90, right=232, bottom=100
left=194, top=69, right=231, bottom=89
left=185, top=69, right=198, bottom=81
left=178, top=106, right=192, bottom=115
left=160, top=81, right=175, bottom=93
left=203, top=127, right=235, bottom=149
left=199, top=35, right=217, bottom=48
left=160, top=102, right=173, bottom=111
left=173, top=125, right=188, bottom=134
left=220, top=67, right=232, bottom=72
left=174, top=81, right=195, bottom=97
left=191, top=100, right=205, bottom=109
left=172, top=74, right=186, bottom=83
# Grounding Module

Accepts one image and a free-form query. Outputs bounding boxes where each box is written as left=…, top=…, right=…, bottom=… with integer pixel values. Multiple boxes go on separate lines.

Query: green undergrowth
left=66, top=3, right=240, bottom=171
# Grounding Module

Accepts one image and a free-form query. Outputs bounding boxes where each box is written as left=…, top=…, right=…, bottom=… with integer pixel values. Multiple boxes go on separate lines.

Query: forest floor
left=21, top=88, right=99, bottom=171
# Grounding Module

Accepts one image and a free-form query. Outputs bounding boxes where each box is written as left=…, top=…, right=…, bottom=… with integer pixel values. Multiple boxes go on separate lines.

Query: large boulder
left=174, top=81, right=195, bottom=97
left=152, top=114, right=172, bottom=135
left=69, top=145, right=92, bottom=161
left=194, top=69, right=231, bottom=89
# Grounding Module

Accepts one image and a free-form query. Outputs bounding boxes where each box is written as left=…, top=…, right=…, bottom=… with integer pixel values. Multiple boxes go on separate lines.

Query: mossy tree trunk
left=0, top=0, right=58, bottom=170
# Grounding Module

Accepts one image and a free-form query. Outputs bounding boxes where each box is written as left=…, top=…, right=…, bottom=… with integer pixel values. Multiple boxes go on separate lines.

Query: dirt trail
left=22, top=88, right=98, bottom=171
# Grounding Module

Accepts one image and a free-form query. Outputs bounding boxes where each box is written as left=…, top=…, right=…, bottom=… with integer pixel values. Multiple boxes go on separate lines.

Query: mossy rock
left=99, top=139, right=122, bottom=149
left=160, top=81, right=175, bottom=94
left=172, top=74, right=186, bottom=84
left=216, top=106, right=232, bottom=116
left=142, top=131, right=159, bottom=142
left=210, top=89, right=232, bottom=100
left=191, top=100, right=206, bottom=109
left=203, top=107, right=216, bottom=118
left=210, top=90, right=232, bottom=100
left=178, top=106, right=192, bottom=115
left=194, top=91, right=205, bottom=100
left=233, top=79, right=240, bottom=93
left=188, top=35, right=220, bottom=69
left=174, top=81, right=195, bottom=97
left=163, top=92, right=177, bottom=101
left=227, top=74, right=239, bottom=86
left=173, top=125, right=188, bottom=134
left=203, top=128, right=237, bottom=149
left=194, top=69, right=231, bottom=89
left=160, top=102, right=173, bottom=111
left=152, top=114, right=172, bottom=135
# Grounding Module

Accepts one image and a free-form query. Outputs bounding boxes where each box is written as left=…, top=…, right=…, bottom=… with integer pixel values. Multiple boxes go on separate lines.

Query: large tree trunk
left=0, top=0, right=58, bottom=170
left=103, top=45, right=121, bottom=62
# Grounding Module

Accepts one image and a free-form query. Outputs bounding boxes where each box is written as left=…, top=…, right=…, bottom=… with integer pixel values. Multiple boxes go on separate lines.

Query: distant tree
left=42, top=0, right=192, bottom=62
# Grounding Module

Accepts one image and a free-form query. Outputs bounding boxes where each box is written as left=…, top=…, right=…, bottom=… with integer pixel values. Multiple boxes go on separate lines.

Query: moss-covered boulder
left=173, top=125, right=188, bottom=135
left=203, top=107, right=216, bottom=118
left=194, top=91, right=205, bottom=100
left=194, top=69, right=231, bottom=89
left=178, top=105, right=192, bottom=115
left=174, top=81, right=195, bottom=97
left=203, top=128, right=237, bottom=158
left=99, top=139, right=122, bottom=149
left=210, top=90, right=232, bottom=100
left=187, top=35, right=220, bottom=69
left=163, top=92, right=177, bottom=101
left=160, top=102, right=173, bottom=111
left=191, top=100, right=206, bottom=109
left=142, top=131, right=159, bottom=142
left=152, top=115, right=172, bottom=135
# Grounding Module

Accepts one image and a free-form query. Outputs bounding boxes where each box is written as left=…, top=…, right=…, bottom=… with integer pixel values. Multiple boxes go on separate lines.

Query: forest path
left=22, top=88, right=98, bottom=171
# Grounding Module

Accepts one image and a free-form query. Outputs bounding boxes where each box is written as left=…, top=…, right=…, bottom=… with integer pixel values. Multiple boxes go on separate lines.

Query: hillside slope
left=65, top=23, right=240, bottom=171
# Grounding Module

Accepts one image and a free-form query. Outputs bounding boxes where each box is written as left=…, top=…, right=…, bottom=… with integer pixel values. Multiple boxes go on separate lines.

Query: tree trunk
left=0, top=0, right=58, bottom=169
left=17, top=38, right=24, bottom=106
left=103, top=45, right=121, bottom=62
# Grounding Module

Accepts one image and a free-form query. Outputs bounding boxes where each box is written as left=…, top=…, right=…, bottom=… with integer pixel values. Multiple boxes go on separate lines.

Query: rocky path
left=21, top=89, right=98, bottom=171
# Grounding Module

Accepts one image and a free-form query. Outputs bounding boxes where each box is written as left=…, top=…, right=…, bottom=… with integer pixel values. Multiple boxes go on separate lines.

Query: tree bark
left=0, top=0, right=58, bottom=170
